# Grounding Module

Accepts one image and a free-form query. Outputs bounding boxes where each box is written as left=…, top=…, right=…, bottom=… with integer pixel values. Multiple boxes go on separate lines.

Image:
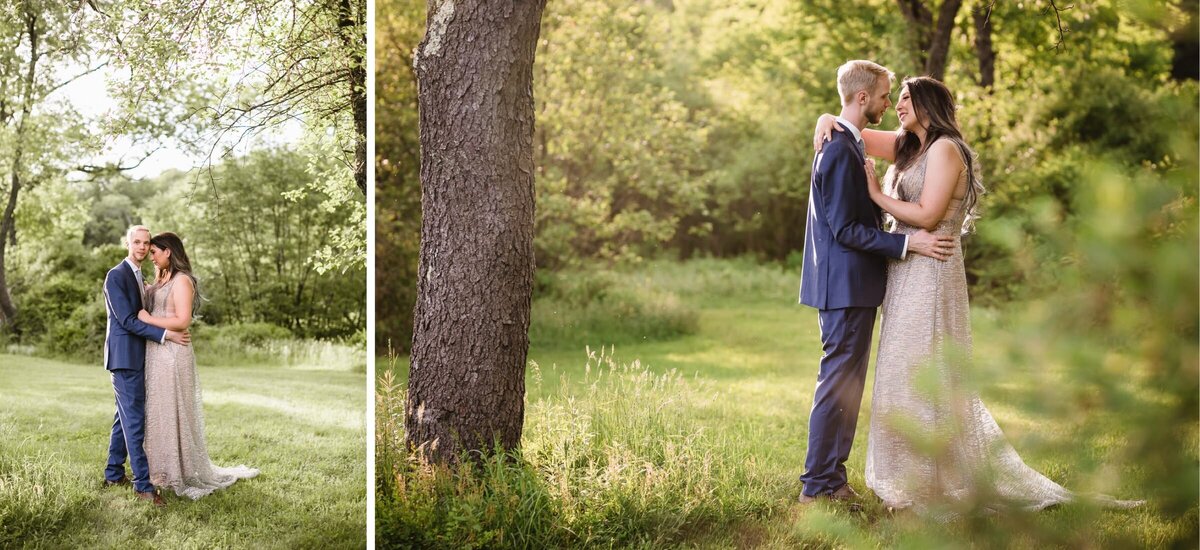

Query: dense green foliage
left=8, top=146, right=365, bottom=361
left=375, top=0, right=423, bottom=354
left=106, top=0, right=369, bottom=272
left=379, top=257, right=1197, bottom=547
left=143, top=148, right=366, bottom=338
left=0, top=355, right=365, bottom=547
left=378, top=2, right=1196, bottom=543
left=376, top=0, right=1199, bottom=348
left=529, top=267, right=700, bottom=349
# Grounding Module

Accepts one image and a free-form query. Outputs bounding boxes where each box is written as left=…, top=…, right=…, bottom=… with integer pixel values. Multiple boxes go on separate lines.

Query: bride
left=137, top=231, right=258, bottom=500
left=813, top=76, right=1141, bottom=516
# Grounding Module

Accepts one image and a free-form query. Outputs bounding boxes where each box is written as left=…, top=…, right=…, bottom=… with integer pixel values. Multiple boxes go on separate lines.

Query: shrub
left=39, top=297, right=107, bottom=362
left=530, top=267, right=699, bottom=349
left=200, top=322, right=295, bottom=347
left=16, top=275, right=95, bottom=339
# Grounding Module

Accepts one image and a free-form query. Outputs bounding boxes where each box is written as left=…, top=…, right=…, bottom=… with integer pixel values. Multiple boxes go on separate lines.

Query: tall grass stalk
left=376, top=347, right=776, bottom=548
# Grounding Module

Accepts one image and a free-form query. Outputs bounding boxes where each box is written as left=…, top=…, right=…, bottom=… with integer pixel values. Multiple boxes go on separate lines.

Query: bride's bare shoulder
left=927, top=139, right=965, bottom=167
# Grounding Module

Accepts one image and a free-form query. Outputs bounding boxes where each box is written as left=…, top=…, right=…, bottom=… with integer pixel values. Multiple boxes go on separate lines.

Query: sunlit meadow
left=0, top=348, right=366, bottom=548
left=377, top=256, right=1196, bottom=548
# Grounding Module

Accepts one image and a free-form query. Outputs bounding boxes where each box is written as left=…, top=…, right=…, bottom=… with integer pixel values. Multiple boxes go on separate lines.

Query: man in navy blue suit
left=102, top=225, right=189, bottom=506
left=797, top=60, right=954, bottom=504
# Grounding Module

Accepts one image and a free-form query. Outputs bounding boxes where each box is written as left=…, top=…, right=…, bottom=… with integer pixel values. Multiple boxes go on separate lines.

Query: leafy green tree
left=534, top=0, right=710, bottom=267
left=143, top=147, right=365, bottom=338
left=0, top=2, right=103, bottom=329
left=378, top=0, right=1197, bottom=346
left=375, top=0, right=423, bottom=354
left=101, top=0, right=368, bottom=270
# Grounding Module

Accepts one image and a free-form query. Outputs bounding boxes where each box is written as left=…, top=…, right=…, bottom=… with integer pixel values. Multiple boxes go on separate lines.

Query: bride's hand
left=813, top=113, right=845, bottom=152
left=138, top=310, right=152, bottom=323
left=864, top=158, right=882, bottom=197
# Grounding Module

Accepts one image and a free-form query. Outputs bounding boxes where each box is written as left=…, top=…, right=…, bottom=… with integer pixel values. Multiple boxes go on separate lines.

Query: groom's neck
left=126, top=256, right=141, bottom=268
left=837, top=107, right=867, bottom=131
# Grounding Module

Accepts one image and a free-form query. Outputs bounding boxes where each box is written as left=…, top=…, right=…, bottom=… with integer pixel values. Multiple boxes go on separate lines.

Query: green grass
left=378, top=258, right=1198, bottom=548
left=0, top=354, right=365, bottom=548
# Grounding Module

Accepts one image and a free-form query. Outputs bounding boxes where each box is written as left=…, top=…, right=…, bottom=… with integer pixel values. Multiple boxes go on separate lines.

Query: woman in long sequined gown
left=137, top=232, right=258, bottom=500
left=814, top=76, right=1139, bottom=515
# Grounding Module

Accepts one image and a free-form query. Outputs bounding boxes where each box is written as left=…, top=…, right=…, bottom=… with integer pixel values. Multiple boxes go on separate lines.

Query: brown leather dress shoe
left=103, top=476, right=130, bottom=487
left=135, top=490, right=166, bottom=507
left=829, top=484, right=860, bottom=501
left=797, top=493, right=823, bottom=505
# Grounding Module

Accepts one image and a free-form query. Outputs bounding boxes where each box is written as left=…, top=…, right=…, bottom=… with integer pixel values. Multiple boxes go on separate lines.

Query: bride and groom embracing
left=102, top=225, right=257, bottom=506
left=797, top=60, right=1140, bottom=515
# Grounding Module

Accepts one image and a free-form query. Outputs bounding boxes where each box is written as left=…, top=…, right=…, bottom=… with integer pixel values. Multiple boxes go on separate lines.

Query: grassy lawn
left=378, top=258, right=1197, bottom=548
left=1, top=354, right=365, bottom=549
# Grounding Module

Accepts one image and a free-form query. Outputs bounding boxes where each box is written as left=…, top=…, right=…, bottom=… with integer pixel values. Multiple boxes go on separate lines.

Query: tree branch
left=1045, top=0, right=1071, bottom=51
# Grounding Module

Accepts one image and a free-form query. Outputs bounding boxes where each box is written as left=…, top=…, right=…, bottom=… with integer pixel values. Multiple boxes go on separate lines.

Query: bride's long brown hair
left=150, top=232, right=203, bottom=312
left=893, top=76, right=985, bottom=233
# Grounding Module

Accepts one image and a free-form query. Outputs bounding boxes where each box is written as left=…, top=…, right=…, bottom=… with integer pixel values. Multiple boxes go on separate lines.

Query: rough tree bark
left=405, top=0, right=547, bottom=464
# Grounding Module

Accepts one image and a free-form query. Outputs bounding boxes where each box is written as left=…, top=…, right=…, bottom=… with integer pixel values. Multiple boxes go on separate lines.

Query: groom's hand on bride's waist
left=165, top=329, right=190, bottom=345
left=907, top=230, right=955, bottom=261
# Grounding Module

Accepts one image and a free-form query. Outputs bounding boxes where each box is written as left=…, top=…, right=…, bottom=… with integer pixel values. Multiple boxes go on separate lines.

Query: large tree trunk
left=405, top=0, right=546, bottom=464
left=896, top=0, right=933, bottom=72
left=0, top=166, right=21, bottom=326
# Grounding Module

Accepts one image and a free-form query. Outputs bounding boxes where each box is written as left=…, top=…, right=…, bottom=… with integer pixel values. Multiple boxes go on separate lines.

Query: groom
left=102, top=225, right=188, bottom=506
left=797, top=60, right=953, bottom=503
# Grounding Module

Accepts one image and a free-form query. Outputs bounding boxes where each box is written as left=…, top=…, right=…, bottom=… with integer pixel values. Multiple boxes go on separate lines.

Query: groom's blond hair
left=124, top=224, right=150, bottom=245
left=837, top=60, right=894, bottom=104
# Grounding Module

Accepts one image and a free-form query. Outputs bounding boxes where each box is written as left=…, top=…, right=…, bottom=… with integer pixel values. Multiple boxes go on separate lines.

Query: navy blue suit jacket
left=798, top=130, right=906, bottom=310
left=103, top=261, right=165, bottom=371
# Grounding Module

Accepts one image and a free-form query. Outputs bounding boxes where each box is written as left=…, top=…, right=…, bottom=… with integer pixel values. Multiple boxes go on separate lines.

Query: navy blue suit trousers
left=799, top=307, right=877, bottom=496
left=107, top=368, right=154, bottom=493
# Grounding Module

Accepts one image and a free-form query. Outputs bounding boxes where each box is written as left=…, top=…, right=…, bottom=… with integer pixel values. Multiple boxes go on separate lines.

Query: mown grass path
left=1, top=355, right=365, bottom=549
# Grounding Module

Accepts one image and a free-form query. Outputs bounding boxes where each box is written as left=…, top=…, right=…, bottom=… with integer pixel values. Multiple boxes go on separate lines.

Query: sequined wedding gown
left=864, top=139, right=1138, bottom=516
left=144, top=276, right=258, bottom=499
